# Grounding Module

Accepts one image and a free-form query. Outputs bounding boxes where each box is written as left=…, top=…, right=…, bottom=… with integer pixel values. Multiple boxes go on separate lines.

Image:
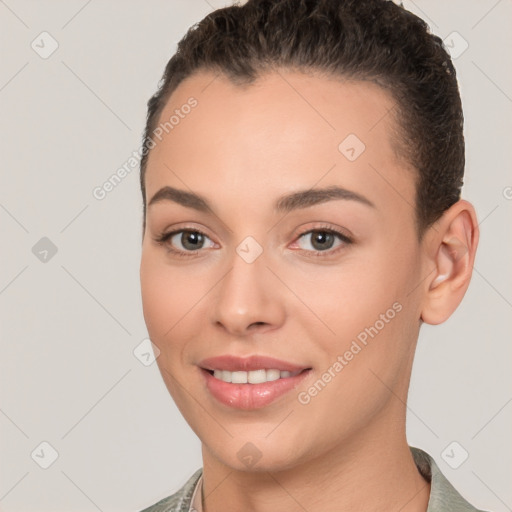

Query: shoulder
left=410, top=446, right=492, bottom=512
left=139, top=468, right=203, bottom=512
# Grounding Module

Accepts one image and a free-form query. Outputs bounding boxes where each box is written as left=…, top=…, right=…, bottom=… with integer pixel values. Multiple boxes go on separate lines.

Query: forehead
left=144, top=69, right=415, bottom=216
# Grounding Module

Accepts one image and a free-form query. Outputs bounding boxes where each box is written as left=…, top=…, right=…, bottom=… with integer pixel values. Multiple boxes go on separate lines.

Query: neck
left=200, top=405, right=431, bottom=512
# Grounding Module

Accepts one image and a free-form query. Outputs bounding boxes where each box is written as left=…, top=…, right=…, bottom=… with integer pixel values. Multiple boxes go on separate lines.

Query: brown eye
left=176, top=231, right=206, bottom=251
left=154, top=228, right=216, bottom=257
left=308, top=231, right=336, bottom=251
left=297, top=229, right=350, bottom=253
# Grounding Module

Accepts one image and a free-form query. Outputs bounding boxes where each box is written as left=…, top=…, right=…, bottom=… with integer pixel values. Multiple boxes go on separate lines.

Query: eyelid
left=154, top=222, right=354, bottom=258
left=155, top=223, right=214, bottom=242
left=288, top=223, right=353, bottom=256
left=152, top=224, right=217, bottom=256
left=290, top=222, right=353, bottom=244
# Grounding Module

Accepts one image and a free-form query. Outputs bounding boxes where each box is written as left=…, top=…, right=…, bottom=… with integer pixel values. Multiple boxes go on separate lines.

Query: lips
left=199, top=354, right=309, bottom=373
left=198, top=355, right=312, bottom=410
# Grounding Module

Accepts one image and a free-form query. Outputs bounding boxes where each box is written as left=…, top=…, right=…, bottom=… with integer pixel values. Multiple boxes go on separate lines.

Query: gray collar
left=410, top=446, right=487, bottom=512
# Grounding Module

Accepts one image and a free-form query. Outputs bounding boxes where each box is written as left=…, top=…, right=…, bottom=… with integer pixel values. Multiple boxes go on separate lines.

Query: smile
left=198, top=354, right=312, bottom=409
left=210, top=368, right=303, bottom=384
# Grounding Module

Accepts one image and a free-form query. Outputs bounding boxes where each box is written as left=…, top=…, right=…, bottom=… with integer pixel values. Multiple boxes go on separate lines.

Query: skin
left=139, top=69, right=479, bottom=512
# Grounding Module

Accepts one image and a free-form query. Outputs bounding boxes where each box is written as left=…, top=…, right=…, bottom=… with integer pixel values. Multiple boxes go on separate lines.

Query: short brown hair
left=139, top=0, right=464, bottom=238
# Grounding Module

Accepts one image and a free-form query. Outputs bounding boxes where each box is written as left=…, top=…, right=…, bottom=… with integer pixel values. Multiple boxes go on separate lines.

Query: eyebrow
left=147, top=185, right=376, bottom=213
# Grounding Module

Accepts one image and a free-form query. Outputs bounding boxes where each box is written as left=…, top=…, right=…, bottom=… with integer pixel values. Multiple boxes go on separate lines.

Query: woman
left=138, top=0, right=488, bottom=510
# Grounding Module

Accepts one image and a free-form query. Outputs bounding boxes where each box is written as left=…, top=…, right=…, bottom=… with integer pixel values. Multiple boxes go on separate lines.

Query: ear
left=420, top=200, right=479, bottom=325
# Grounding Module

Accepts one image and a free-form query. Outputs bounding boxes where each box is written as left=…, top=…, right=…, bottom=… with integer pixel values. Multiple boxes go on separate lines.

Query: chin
left=205, top=437, right=308, bottom=473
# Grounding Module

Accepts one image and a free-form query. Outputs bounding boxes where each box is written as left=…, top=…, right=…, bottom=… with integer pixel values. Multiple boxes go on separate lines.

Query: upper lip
left=199, top=355, right=310, bottom=372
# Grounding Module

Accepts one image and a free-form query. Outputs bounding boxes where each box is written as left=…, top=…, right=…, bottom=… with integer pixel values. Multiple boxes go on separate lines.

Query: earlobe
left=421, top=201, right=479, bottom=325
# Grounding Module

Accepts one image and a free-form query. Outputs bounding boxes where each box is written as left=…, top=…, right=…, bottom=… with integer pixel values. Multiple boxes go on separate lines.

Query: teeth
left=266, top=369, right=281, bottom=381
left=231, top=371, right=247, bottom=384
left=211, top=368, right=302, bottom=384
left=248, top=369, right=266, bottom=384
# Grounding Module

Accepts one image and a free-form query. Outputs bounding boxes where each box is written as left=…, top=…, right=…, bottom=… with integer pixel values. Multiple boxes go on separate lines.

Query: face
left=140, top=70, right=427, bottom=472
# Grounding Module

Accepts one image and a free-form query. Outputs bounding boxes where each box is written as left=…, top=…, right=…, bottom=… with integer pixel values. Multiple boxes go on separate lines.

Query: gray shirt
left=140, top=446, right=490, bottom=512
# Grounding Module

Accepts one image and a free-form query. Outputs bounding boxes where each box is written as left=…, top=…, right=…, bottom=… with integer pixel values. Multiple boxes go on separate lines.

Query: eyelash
left=154, top=227, right=213, bottom=259
left=153, top=224, right=353, bottom=259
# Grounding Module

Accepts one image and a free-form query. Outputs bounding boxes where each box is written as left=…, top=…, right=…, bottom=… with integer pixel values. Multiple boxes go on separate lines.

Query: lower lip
left=200, top=368, right=311, bottom=410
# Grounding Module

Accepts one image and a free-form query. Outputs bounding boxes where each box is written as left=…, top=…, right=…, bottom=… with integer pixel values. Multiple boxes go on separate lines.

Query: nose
left=211, top=247, right=286, bottom=337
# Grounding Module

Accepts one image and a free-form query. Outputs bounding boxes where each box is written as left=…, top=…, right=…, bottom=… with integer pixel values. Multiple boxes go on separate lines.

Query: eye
left=294, top=227, right=352, bottom=256
left=153, top=225, right=352, bottom=259
left=154, top=228, right=216, bottom=257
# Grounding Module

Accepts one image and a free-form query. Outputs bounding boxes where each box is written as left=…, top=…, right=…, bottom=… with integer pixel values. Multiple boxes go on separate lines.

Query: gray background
left=0, top=1, right=510, bottom=511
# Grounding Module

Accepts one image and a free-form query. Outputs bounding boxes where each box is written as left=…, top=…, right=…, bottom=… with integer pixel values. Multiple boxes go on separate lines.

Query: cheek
left=140, top=254, right=193, bottom=340
left=140, top=260, right=168, bottom=336
left=299, top=240, right=420, bottom=360
left=140, top=252, right=215, bottom=370
left=295, top=258, right=400, bottom=339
